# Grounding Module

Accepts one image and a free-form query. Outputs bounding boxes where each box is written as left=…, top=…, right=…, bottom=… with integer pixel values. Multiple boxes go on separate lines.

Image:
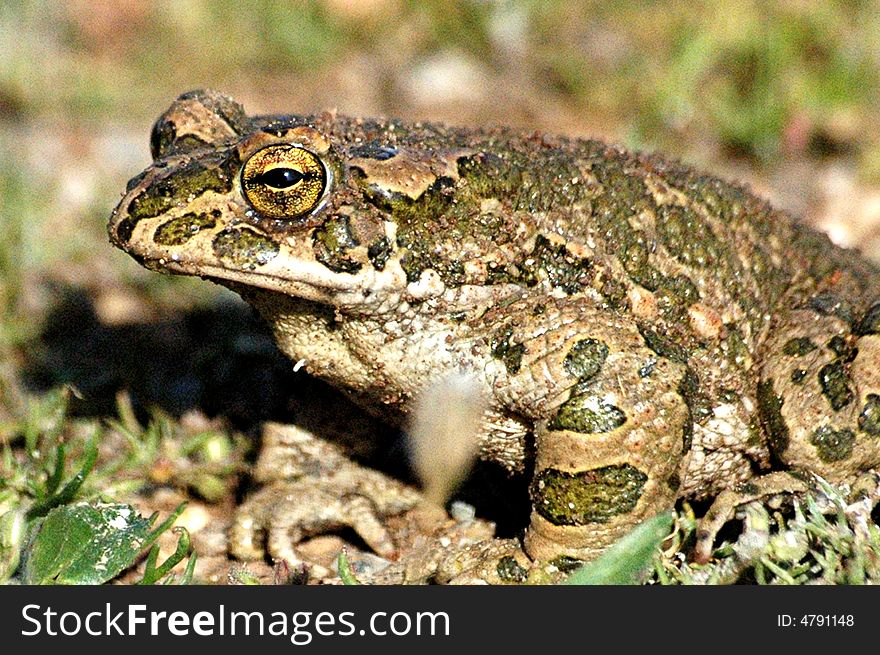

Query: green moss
left=548, top=393, right=627, bottom=433
left=153, top=211, right=218, bottom=246
left=212, top=227, right=279, bottom=269
left=532, top=464, right=647, bottom=526
left=563, top=338, right=609, bottom=381
left=809, top=426, right=855, bottom=463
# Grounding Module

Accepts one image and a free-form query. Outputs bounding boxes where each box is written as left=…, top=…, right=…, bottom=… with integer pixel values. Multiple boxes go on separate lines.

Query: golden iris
left=241, top=144, right=326, bottom=219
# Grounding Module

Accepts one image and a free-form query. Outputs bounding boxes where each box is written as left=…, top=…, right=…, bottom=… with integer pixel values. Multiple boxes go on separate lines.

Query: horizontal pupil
left=259, top=168, right=305, bottom=188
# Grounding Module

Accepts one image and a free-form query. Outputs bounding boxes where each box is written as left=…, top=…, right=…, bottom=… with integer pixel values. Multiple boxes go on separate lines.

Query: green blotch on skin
left=809, top=425, right=856, bottom=463
left=521, top=235, right=593, bottom=293
left=724, top=325, right=750, bottom=366
left=360, top=174, right=467, bottom=286
left=757, top=379, right=789, bottom=456
left=826, top=335, right=850, bottom=358
left=491, top=327, right=526, bottom=375
left=718, top=388, right=738, bottom=403
left=818, top=360, right=854, bottom=411
left=127, top=154, right=236, bottom=221
left=398, top=251, right=424, bottom=283
left=858, top=394, right=880, bottom=436
left=735, top=481, right=759, bottom=495
left=456, top=149, right=586, bottom=214
left=212, top=227, right=279, bottom=269
left=496, top=556, right=528, bottom=583
left=656, top=203, right=724, bottom=269
left=638, top=359, right=657, bottom=378
left=563, top=339, right=609, bottom=381
left=660, top=274, right=699, bottom=306
left=313, top=215, right=362, bottom=274
left=547, top=555, right=584, bottom=573
left=150, top=91, right=245, bottom=158
left=617, top=231, right=664, bottom=291
left=629, top=155, right=796, bottom=335
left=639, top=326, right=689, bottom=364
left=161, top=133, right=209, bottom=158
left=549, top=393, right=626, bottom=433
left=782, top=337, right=817, bottom=357
left=746, top=419, right=763, bottom=447
left=150, top=120, right=178, bottom=159
left=367, top=237, right=392, bottom=271
left=115, top=215, right=140, bottom=245
left=363, top=145, right=595, bottom=289
left=532, top=464, right=648, bottom=526
left=153, top=211, right=218, bottom=246
left=600, top=277, right=628, bottom=310
left=487, top=235, right=593, bottom=292
left=855, top=303, right=880, bottom=336
left=654, top=275, right=700, bottom=324
left=677, top=367, right=704, bottom=451
left=808, top=293, right=854, bottom=324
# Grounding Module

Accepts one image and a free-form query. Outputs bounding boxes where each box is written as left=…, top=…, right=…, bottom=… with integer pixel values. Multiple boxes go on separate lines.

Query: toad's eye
left=241, top=144, right=327, bottom=219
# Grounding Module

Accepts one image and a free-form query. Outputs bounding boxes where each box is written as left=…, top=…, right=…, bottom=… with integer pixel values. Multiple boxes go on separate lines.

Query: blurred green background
left=2, top=0, right=880, bottom=428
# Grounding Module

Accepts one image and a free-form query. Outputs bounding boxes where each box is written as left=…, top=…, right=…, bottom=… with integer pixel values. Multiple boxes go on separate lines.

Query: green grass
left=0, top=387, right=244, bottom=583
left=651, top=482, right=880, bottom=585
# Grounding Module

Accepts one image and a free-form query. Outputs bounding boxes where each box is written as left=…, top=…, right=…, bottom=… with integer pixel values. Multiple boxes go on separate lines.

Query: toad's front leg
left=485, top=298, right=691, bottom=563
left=229, top=422, right=420, bottom=574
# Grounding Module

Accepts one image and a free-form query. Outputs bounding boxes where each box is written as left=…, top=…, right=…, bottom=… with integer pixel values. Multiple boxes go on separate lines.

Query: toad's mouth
left=125, top=237, right=413, bottom=311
